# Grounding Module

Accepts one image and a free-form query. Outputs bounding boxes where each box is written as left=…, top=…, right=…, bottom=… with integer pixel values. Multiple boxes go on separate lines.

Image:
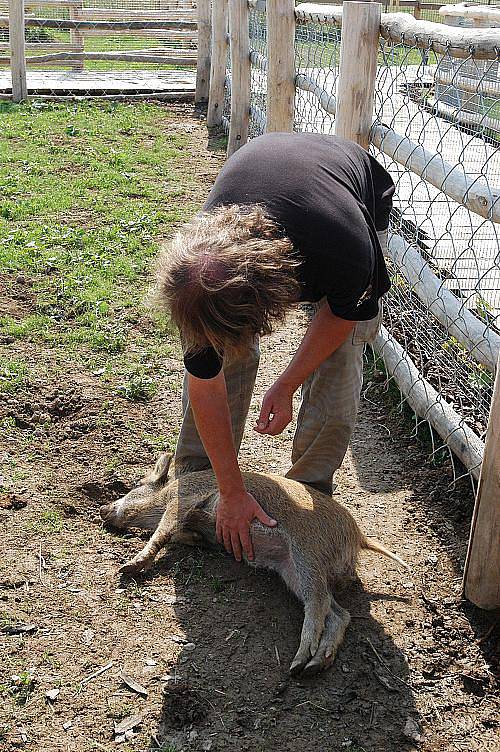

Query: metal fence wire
left=372, top=36, right=500, bottom=483
left=249, top=4, right=267, bottom=137
left=222, top=24, right=231, bottom=134
left=295, top=18, right=340, bottom=134
left=241, top=4, right=500, bottom=487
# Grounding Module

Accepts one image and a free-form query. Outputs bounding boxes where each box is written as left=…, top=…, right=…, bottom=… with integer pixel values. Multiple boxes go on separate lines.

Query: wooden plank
left=335, top=1, right=380, bottom=149
left=227, top=0, right=250, bottom=155
left=64, top=10, right=196, bottom=20
left=434, top=68, right=500, bottom=99
left=8, top=0, right=27, bottom=102
left=207, top=0, right=228, bottom=127
left=195, top=0, right=210, bottom=103
left=0, top=43, right=83, bottom=50
left=266, top=0, right=295, bottom=132
left=0, top=68, right=196, bottom=94
left=0, top=17, right=198, bottom=30
left=463, top=352, right=500, bottom=610
left=3, top=50, right=197, bottom=65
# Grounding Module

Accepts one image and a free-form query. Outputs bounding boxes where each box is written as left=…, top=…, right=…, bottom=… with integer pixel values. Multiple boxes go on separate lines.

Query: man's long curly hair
left=154, top=204, right=300, bottom=361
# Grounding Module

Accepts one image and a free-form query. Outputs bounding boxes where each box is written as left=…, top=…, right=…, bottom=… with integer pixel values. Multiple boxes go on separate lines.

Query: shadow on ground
left=114, top=540, right=419, bottom=752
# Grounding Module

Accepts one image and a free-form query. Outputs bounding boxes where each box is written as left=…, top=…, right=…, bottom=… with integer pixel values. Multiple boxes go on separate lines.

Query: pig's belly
left=248, top=523, right=302, bottom=601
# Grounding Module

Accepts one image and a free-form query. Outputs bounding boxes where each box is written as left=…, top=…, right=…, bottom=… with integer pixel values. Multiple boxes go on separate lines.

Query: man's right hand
left=216, top=490, right=277, bottom=562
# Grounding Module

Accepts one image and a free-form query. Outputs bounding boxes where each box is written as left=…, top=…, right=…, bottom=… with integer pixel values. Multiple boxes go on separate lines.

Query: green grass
left=0, top=358, right=28, bottom=394
left=0, top=100, right=194, bottom=368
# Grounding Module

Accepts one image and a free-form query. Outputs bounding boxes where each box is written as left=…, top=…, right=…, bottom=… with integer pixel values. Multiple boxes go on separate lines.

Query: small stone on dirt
left=45, top=688, right=60, bottom=702
left=119, top=671, right=148, bottom=697
left=2, top=622, right=37, bottom=636
left=114, top=714, right=143, bottom=736
left=0, top=494, right=28, bottom=511
left=403, top=717, right=423, bottom=743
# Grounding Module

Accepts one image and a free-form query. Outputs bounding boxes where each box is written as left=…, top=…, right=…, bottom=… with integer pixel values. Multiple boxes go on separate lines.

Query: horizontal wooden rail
left=0, top=16, right=197, bottom=30
left=439, top=2, right=500, bottom=24
left=295, top=72, right=337, bottom=116
left=66, top=10, right=196, bottom=20
left=0, top=50, right=197, bottom=65
left=427, top=96, right=500, bottom=135
left=387, top=233, right=500, bottom=373
left=434, top=68, right=500, bottom=99
left=295, top=3, right=343, bottom=25
left=370, top=122, right=500, bottom=224
left=373, top=324, right=484, bottom=480
left=294, top=5, right=500, bottom=59
left=22, top=0, right=197, bottom=6
left=0, top=91, right=194, bottom=102
left=249, top=49, right=268, bottom=71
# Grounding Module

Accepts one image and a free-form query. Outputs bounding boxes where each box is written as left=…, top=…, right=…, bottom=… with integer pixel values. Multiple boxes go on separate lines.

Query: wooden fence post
left=8, top=0, right=27, bottom=103
left=334, top=1, right=381, bottom=148
left=195, top=0, right=211, bottom=104
left=463, top=354, right=500, bottom=610
left=69, top=0, right=85, bottom=72
left=227, top=0, right=250, bottom=156
left=207, top=0, right=228, bottom=128
left=266, top=0, right=295, bottom=132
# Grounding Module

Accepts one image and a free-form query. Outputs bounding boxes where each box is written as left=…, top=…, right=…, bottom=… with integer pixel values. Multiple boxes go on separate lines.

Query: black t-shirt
left=184, top=133, right=394, bottom=379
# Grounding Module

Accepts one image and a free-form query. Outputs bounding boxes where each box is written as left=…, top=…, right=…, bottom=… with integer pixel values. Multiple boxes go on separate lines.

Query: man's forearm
left=187, top=370, right=245, bottom=494
left=279, top=305, right=355, bottom=393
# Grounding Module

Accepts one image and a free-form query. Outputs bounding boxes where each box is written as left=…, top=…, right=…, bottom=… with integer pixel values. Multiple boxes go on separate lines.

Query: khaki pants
left=174, top=232, right=387, bottom=495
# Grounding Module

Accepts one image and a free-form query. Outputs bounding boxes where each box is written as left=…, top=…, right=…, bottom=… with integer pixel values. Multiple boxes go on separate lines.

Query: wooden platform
left=0, top=69, right=195, bottom=98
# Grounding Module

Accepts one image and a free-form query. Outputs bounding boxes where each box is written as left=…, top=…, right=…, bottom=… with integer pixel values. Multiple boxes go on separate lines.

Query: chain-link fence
left=229, top=2, right=500, bottom=486
left=295, top=16, right=340, bottom=135
left=248, top=1, right=267, bottom=136
left=372, top=33, right=499, bottom=483
left=1, top=0, right=197, bottom=99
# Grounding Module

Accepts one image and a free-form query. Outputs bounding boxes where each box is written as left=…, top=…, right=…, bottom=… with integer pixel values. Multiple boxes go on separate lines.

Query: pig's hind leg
left=299, top=597, right=351, bottom=677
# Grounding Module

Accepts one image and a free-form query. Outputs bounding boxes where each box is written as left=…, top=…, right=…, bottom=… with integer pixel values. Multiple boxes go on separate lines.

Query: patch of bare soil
left=0, top=108, right=498, bottom=752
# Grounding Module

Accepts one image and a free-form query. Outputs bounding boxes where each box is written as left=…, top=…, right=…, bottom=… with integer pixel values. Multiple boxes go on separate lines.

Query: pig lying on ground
left=100, top=453, right=408, bottom=676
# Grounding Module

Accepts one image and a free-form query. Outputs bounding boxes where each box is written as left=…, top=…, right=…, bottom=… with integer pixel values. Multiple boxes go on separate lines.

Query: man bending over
left=154, top=132, right=394, bottom=563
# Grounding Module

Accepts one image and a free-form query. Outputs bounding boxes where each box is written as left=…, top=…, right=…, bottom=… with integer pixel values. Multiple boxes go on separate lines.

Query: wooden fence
left=4, top=0, right=212, bottom=101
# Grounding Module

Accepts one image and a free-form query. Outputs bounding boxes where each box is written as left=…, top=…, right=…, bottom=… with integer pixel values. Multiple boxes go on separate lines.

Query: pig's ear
left=145, top=453, right=173, bottom=487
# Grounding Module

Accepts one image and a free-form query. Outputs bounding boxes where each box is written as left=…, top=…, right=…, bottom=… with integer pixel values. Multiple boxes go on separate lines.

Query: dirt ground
left=1, top=107, right=498, bottom=752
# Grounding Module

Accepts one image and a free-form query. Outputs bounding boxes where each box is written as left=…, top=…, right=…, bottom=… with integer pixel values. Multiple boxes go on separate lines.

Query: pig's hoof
left=289, top=653, right=310, bottom=677
left=119, top=558, right=149, bottom=575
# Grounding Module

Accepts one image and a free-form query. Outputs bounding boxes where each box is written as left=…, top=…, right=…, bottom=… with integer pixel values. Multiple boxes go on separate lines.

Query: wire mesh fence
left=371, top=34, right=500, bottom=483
left=1, top=0, right=197, bottom=99
left=222, top=25, right=231, bottom=133
left=228, top=3, right=500, bottom=486
left=249, top=3, right=267, bottom=136
left=295, top=16, right=341, bottom=134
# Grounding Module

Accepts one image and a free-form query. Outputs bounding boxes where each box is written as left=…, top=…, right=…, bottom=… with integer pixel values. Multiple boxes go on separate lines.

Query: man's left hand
left=254, top=380, right=295, bottom=436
